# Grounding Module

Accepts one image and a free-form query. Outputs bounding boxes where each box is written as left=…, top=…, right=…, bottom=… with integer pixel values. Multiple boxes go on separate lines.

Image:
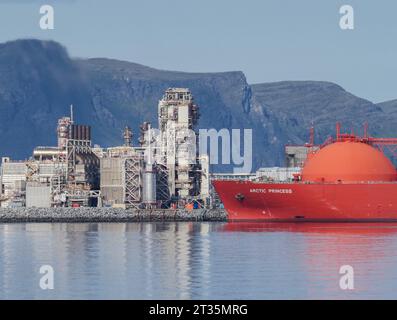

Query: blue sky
left=0, top=0, right=396, bottom=102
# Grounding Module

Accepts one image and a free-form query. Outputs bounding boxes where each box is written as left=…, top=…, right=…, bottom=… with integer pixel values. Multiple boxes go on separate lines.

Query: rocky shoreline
left=0, top=207, right=228, bottom=223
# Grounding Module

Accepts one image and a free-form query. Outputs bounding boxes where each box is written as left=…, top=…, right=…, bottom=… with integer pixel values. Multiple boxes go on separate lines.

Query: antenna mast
left=70, top=104, right=74, bottom=124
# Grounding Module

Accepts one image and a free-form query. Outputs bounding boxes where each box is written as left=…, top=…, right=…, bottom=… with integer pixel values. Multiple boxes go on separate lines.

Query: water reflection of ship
left=217, top=222, right=397, bottom=235
left=217, top=222, right=397, bottom=299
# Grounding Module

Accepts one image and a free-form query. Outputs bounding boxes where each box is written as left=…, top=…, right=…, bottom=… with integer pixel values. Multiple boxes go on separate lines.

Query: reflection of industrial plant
left=0, top=222, right=212, bottom=299
left=0, top=88, right=210, bottom=209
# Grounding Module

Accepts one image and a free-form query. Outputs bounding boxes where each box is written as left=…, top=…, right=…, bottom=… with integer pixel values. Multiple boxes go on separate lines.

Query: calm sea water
left=1, top=222, right=397, bottom=299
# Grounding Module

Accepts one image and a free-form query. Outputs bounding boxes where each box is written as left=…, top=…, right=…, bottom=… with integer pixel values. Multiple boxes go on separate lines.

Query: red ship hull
left=213, top=180, right=397, bottom=221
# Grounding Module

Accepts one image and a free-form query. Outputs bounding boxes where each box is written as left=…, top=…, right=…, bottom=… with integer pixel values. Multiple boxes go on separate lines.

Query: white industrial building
left=99, top=88, right=211, bottom=209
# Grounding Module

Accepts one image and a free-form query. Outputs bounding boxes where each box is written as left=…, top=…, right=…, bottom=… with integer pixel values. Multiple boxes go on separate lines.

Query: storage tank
left=301, top=141, right=397, bottom=182
left=142, top=164, right=156, bottom=205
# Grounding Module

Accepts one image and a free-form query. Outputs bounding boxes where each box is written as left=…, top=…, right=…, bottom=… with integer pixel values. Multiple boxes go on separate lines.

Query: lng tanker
left=213, top=124, right=397, bottom=221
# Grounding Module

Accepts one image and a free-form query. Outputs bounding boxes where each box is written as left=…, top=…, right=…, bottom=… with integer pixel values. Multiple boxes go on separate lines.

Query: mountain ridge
left=0, top=39, right=396, bottom=171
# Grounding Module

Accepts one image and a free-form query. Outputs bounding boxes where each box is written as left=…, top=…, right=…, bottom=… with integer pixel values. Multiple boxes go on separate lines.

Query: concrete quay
left=0, top=208, right=228, bottom=223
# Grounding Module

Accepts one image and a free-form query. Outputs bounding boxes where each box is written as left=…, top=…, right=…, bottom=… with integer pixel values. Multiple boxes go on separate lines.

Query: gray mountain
left=0, top=39, right=396, bottom=172
left=378, top=99, right=397, bottom=115
left=251, top=81, right=392, bottom=144
left=0, top=40, right=93, bottom=157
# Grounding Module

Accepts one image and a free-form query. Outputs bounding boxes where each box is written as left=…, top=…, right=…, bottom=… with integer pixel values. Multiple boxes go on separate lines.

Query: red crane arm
left=368, top=138, right=397, bottom=145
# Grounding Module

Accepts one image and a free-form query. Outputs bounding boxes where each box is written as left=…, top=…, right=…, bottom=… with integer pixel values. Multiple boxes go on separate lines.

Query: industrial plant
left=0, top=88, right=211, bottom=209
left=0, top=107, right=101, bottom=208
left=98, top=88, right=210, bottom=209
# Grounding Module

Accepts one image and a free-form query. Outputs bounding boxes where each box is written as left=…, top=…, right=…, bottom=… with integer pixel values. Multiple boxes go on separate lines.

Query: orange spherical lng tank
left=301, top=141, right=397, bottom=182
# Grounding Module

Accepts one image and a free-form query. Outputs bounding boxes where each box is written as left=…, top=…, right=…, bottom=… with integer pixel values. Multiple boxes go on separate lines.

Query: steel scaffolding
left=123, top=156, right=143, bottom=209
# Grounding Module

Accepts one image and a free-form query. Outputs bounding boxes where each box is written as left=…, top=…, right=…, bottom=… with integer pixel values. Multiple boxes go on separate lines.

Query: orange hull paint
left=213, top=180, right=397, bottom=221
